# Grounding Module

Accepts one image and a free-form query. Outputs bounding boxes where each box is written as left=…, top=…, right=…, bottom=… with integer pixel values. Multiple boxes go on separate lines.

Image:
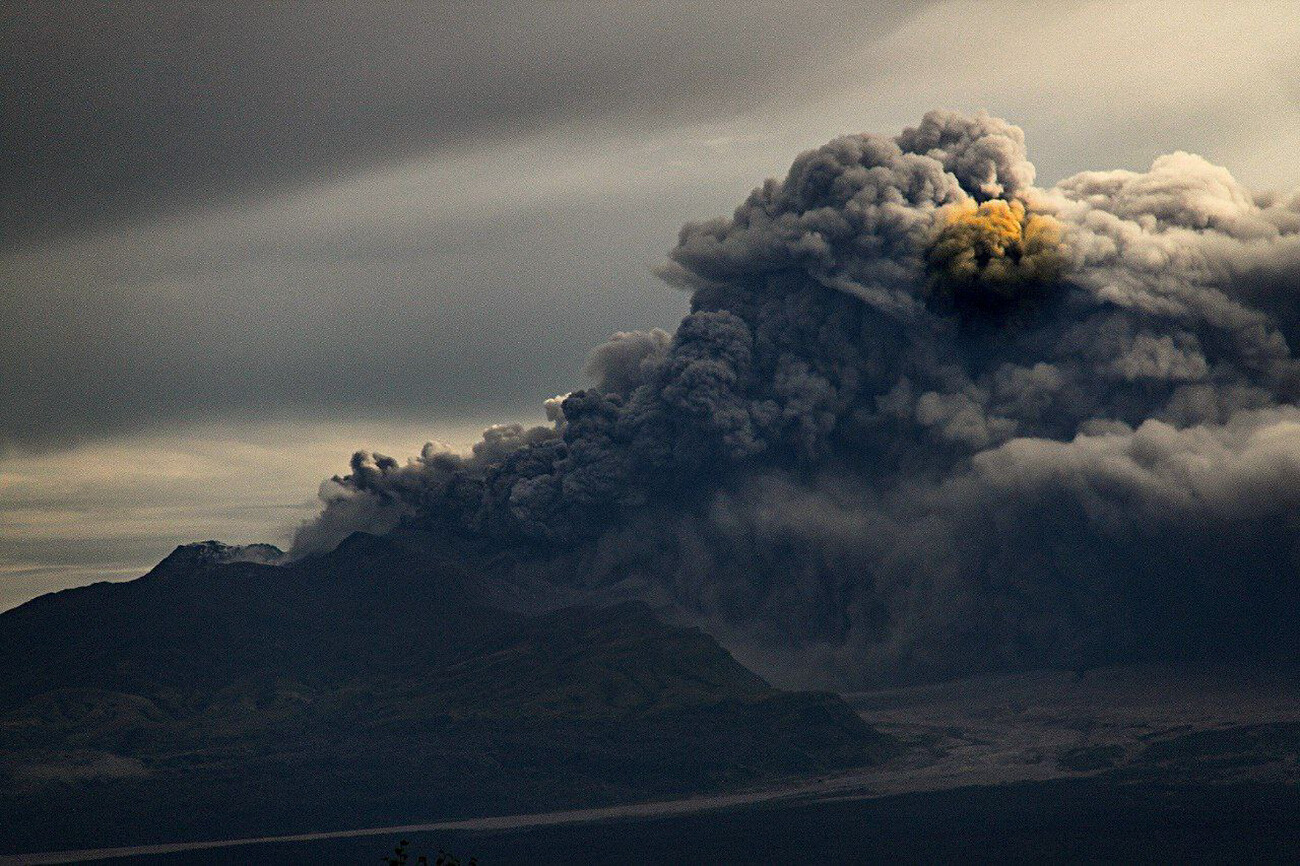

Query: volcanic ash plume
left=925, top=199, right=1065, bottom=312
left=294, top=110, right=1300, bottom=688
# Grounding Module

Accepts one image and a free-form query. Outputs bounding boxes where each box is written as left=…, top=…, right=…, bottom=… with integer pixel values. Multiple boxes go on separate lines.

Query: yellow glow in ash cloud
left=925, top=199, right=1065, bottom=313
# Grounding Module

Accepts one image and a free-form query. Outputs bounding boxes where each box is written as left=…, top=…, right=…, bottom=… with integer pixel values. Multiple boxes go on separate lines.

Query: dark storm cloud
left=2, top=1, right=938, bottom=454
left=1, top=0, right=925, bottom=244
left=297, top=111, right=1300, bottom=687
left=0, top=188, right=696, bottom=453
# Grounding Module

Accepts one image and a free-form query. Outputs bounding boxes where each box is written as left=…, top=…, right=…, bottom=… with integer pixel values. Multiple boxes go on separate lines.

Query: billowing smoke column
left=295, top=111, right=1300, bottom=687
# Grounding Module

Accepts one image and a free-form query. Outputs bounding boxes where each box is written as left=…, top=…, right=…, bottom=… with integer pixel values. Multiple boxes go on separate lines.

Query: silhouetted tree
left=383, top=838, right=475, bottom=866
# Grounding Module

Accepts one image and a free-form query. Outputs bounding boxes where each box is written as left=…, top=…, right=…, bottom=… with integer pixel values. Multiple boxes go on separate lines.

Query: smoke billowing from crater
left=294, top=110, right=1300, bottom=688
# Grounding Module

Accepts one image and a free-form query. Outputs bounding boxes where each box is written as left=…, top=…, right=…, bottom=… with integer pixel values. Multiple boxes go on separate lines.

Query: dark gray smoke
left=294, top=111, right=1300, bottom=688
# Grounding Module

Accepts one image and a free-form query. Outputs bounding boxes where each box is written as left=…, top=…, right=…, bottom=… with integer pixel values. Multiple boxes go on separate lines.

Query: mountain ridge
left=0, top=533, right=892, bottom=854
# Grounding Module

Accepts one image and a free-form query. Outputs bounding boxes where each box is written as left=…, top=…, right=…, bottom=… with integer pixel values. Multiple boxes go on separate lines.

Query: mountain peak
left=148, top=540, right=284, bottom=577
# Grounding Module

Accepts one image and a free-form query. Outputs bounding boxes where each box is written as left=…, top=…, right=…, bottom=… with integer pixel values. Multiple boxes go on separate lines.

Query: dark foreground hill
left=0, top=533, right=891, bottom=854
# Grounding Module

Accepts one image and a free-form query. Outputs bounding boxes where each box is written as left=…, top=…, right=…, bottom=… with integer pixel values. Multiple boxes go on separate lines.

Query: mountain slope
left=0, top=534, right=891, bottom=854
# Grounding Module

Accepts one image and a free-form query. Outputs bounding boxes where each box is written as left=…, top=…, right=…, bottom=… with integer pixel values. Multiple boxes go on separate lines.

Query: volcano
left=0, top=532, right=892, bottom=854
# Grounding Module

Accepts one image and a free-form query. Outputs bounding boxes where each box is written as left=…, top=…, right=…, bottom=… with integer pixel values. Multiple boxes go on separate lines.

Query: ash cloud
left=295, top=110, right=1300, bottom=687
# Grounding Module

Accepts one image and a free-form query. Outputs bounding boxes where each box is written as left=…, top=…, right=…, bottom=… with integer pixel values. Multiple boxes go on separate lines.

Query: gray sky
left=4, top=0, right=1300, bottom=609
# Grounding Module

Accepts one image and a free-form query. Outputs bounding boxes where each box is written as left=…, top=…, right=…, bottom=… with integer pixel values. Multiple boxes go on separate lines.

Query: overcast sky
left=4, top=0, right=1300, bottom=609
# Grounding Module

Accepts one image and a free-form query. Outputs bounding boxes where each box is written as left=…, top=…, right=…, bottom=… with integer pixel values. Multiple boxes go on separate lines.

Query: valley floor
left=26, top=780, right=1300, bottom=865
left=9, top=665, right=1299, bottom=865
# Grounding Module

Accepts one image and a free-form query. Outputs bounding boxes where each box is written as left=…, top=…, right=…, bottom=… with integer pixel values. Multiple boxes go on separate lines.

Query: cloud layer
left=11, top=2, right=1300, bottom=461
left=2, top=1, right=928, bottom=245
